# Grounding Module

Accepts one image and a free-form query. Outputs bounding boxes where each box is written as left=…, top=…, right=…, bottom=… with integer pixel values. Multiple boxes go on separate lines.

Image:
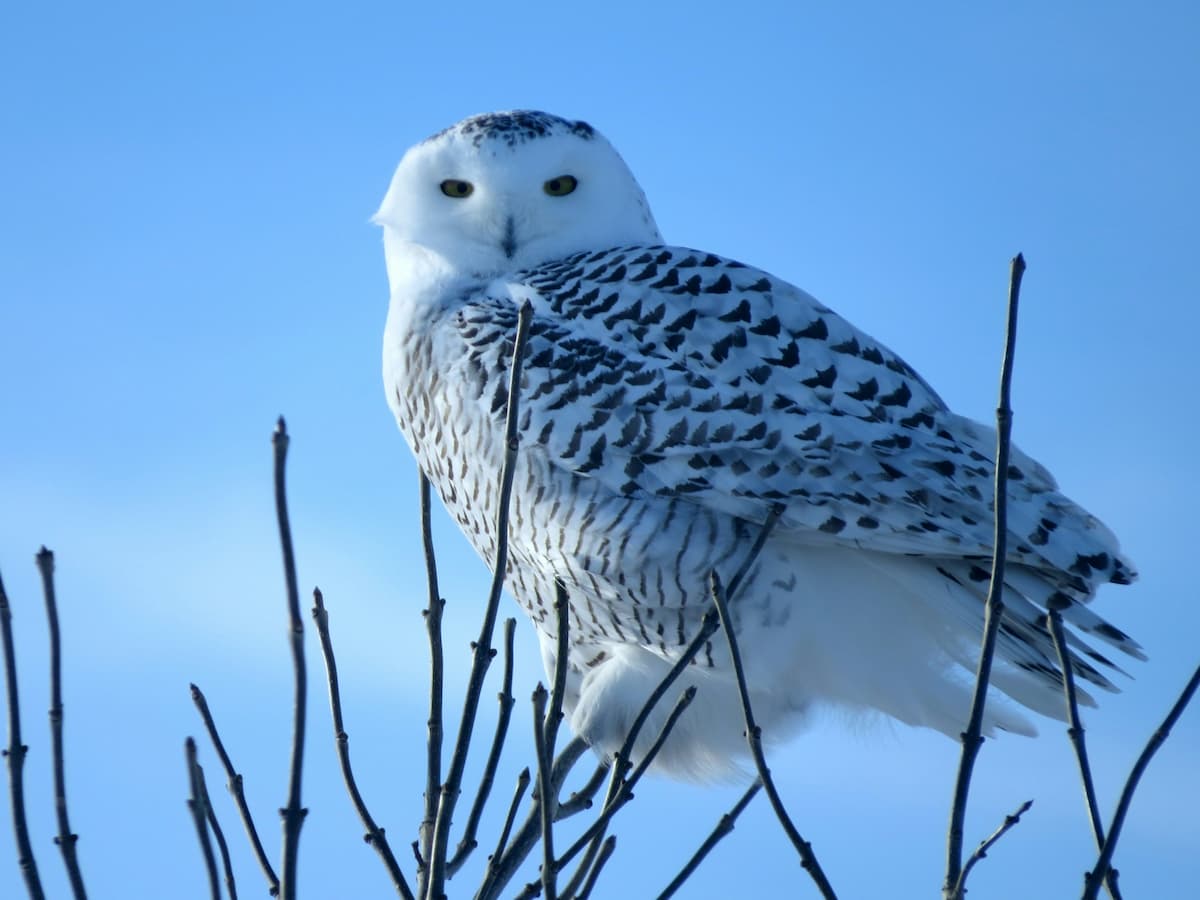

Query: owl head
left=375, top=111, right=662, bottom=285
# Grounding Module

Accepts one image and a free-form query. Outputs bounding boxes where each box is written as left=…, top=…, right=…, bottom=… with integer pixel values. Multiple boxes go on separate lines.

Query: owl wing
left=452, top=244, right=1139, bottom=661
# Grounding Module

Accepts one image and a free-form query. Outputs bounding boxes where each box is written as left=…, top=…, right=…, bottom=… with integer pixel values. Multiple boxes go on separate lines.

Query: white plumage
left=377, top=110, right=1141, bottom=779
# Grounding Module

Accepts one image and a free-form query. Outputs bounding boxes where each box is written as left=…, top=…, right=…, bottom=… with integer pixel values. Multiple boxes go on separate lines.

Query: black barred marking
left=819, top=516, right=846, bottom=534
left=796, top=318, right=829, bottom=341
left=858, top=515, right=880, bottom=529
left=801, top=365, right=837, bottom=389
left=705, top=274, right=733, bottom=294
left=718, top=299, right=752, bottom=322
left=879, top=381, right=912, bottom=407
left=847, top=378, right=879, bottom=401
left=750, top=315, right=781, bottom=336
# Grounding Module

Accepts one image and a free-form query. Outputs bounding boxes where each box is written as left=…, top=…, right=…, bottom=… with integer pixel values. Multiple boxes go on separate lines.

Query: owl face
left=375, top=111, right=662, bottom=280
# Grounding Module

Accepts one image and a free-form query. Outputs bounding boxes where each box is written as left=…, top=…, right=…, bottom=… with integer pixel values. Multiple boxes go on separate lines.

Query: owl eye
left=440, top=179, right=474, bottom=198
left=543, top=175, right=578, bottom=197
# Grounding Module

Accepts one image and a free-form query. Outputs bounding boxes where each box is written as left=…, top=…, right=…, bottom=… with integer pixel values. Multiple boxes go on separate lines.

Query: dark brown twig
left=186, top=738, right=222, bottom=900
left=486, top=766, right=531, bottom=890
left=1082, top=663, right=1200, bottom=900
left=273, top=418, right=309, bottom=900
left=954, top=799, right=1033, bottom=897
left=710, top=571, right=836, bottom=900
left=555, top=760, right=608, bottom=820
left=0, top=568, right=46, bottom=900
left=189, top=684, right=280, bottom=895
left=195, top=759, right=239, bottom=900
left=656, top=779, right=762, bottom=900
left=557, top=687, right=697, bottom=881
left=543, top=583, right=570, bottom=767
left=575, top=835, right=616, bottom=900
left=35, top=549, right=86, bottom=899
left=417, top=472, right=444, bottom=896
left=531, top=686, right=557, bottom=900
left=943, top=252, right=1025, bottom=900
left=448, top=618, right=518, bottom=877
left=311, top=588, right=414, bottom=899
left=427, top=300, right=534, bottom=900
left=1047, top=610, right=1120, bottom=900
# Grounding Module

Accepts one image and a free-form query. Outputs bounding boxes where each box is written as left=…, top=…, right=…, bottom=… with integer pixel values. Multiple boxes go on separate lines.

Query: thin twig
left=36, top=549, right=87, bottom=899
left=575, top=835, right=616, bottom=900
left=656, top=779, right=762, bottom=900
left=190, top=684, right=280, bottom=895
left=479, top=738, right=590, bottom=899
left=483, top=766, right=530, bottom=897
left=311, top=588, right=414, bottom=899
left=1047, top=611, right=1121, bottom=900
left=943, top=252, right=1025, bottom=900
left=557, top=687, right=697, bottom=880
left=1082, top=663, right=1200, bottom=900
left=710, top=571, right=836, bottom=900
left=532, top=686, right=557, bottom=900
left=186, top=738, right=222, bottom=900
left=418, top=472, right=444, bottom=897
left=448, top=619, right=518, bottom=877
left=273, top=417, right=308, bottom=900
left=543, top=582, right=570, bottom=766
left=427, top=300, right=534, bottom=900
left=953, top=799, right=1033, bottom=898
left=195, top=760, right=239, bottom=900
left=555, top=760, right=608, bottom=820
left=0, top=567, right=46, bottom=900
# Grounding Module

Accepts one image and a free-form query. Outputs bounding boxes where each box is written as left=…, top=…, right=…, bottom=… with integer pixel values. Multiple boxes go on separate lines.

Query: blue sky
left=2, top=2, right=1198, bottom=897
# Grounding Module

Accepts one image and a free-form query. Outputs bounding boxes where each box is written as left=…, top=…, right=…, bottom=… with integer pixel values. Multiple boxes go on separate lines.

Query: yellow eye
left=543, top=175, right=578, bottom=197
left=440, top=179, right=474, bottom=198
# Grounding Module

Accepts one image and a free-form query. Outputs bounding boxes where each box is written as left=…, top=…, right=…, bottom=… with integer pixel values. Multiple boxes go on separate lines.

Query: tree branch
left=190, top=683, right=280, bottom=895
left=417, top=472, right=444, bottom=896
left=272, top=418, right=308, bottom=900
left=311, top=588, right=414, bottom=899
left=0, top=567, right=46, bottom=900
left=194, top=758, right=239, bottom=900
left=656, top=779, right=762, bottom=900
left=710, top=570, right=836, bottom=900
left=953, top=799, right=1033, bottom=898
left=186, top=738, right=222, bottom=900
left=1082, top=663, right=1200, bottom=900
left=427, top=300, right=534, bottom=900
left=943, top=252, right=1025, bottom=900
left=1047, top=610, right=1120, bottom=900
left=35, top=548, right=87, bottom=899
left=447, top=618, right=518, bottom=877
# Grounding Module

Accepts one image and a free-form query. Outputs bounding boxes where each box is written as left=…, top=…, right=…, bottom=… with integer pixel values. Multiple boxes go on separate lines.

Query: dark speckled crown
left=428, top=110, right=596, bottom=148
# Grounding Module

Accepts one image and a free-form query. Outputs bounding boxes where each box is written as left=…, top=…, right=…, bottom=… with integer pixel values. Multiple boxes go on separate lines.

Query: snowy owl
left=378, top=110, right=1140, bottom=779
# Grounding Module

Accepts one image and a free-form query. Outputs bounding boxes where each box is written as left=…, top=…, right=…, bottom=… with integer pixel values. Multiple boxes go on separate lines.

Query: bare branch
left=190, top=683, right=280, bottom=895
left=710, top=570, right=836, bottom=900
left=483, top=766, right=530, bottom=897
left=656, top=779, right=762, bottom=900
left=311, top=588, right=414, bottom=899
left=186, top=738, right=222, bottom=900
left=944, top=252, right=1025, bottom=900
left=428, top=301, right=535, bottom=900
left=194, top=759, right=239, bottom=900
left=543, top=583, right=570, bottom=766
left=417, top=472, right=444, bottom=896
left=1047, top=610, right=1120, bottom=900
left=448, top=618, right=518, bottom=877
left=35, top=549, right=87, bottom=898
left=273, top=417, right=308, bottom=900
left=555, top=760, right=608, bottom=821
left=1082, top=663, right=1200, bottom=900
left=0, top=567, right=46, bottom=900
left=557, top=687, right=697, bottom=882
left=953, top=799, right=1033, bottom=898
left=575, top=835, right=616, bottom=900
left=531, top=686, right=557, bottom=900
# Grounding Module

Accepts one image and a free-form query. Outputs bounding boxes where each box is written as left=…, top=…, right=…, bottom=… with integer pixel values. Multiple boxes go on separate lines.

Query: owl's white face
left=376, top=111, right=662, bottom=287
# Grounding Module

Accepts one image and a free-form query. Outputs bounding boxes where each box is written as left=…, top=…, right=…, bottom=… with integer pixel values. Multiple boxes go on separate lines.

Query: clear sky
left=3, top=2, right=1198, bottom=897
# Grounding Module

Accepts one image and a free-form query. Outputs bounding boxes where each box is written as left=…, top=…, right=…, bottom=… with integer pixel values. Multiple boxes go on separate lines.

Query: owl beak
left=500, top=215, right=517, bottom=259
